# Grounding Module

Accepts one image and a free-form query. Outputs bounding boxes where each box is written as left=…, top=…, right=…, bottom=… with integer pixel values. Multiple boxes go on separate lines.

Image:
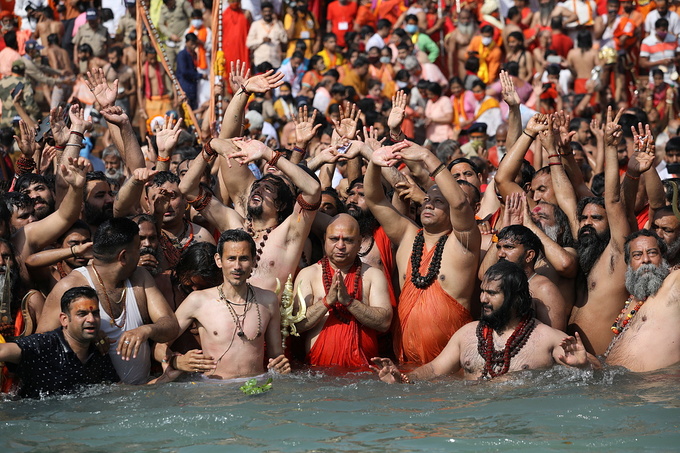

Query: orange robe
left=222, top=4, right=250, bottom=92
left=374, top=227, right=396, bottom=308
left=307, top=258, right=378, bottom=368
left=394, top=233, right=472, bottom=364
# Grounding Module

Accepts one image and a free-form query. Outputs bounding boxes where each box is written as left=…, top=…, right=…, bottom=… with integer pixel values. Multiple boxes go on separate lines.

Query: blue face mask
left=405, top=24, right=418, bottom=34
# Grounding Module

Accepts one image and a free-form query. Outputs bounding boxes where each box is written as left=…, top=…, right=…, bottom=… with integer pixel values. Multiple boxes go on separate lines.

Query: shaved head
left=325, top=214, right=361, bottom=267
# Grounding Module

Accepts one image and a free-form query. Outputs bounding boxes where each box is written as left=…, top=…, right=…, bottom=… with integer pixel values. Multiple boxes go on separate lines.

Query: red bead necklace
left=320, top=256, right=362, bottom=324
left=611, top=296, right=646, bottom=335
left=476, top=313, right=537, bottom=379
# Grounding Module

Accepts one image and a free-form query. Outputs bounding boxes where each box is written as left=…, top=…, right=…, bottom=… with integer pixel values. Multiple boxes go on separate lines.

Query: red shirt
left=550, top=32, right=573, bottom=58
left=326, top=1, right=358, bottom=48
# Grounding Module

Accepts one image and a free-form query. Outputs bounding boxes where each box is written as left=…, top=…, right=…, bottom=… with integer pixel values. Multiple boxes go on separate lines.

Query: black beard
left=480, top=297, right=514, bottom=333
left=140, top=246, right=163, bottom=276
left=33, top=196, right=55, bottom=220
left=576, top=226, right=610, bottom=276
left=625, top=262, right=670, bottom=301
left=247, top=204, right=264, bottom=219
left=347, top=203, right=379, bottom=236
left=84, top=201, right=113, bottom=226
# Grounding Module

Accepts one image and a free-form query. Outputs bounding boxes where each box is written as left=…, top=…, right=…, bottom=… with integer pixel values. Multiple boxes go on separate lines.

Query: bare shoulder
left=295, top=262, right=320, bottom=282
left=192, top=222, right=216, bottom=244
left=53, top=269, right=88, bottom=293
left=251, top=285, right=278, bottom=310
left=534, top=321, right=569, bottom=344
left=181, top=287, right=218, bottom=313
left=362, top=264, right=385, bottom=282
left=132, top=266, right=156, bottom=287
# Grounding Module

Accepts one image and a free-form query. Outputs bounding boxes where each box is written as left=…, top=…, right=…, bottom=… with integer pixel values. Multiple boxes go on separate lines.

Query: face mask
left=473, top=91, right=485, bottom=101
left=368, top=56, right=379, bottom=64
left=667, top=162, right=680, bottom=174
left=397, top=80, right=409, bottom=89
left=380, top=56, right=391, bottom=64
left=482, top=36, right=493, bottom=46
left=658, top=31, right=668, bottom=40
left=191, top=19, right=203, bottom=28
left=405, top=24, right=418, bottom=34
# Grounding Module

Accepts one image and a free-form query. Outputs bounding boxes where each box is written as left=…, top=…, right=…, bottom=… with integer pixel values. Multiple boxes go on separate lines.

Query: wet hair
left=175, top=241, right=222, bottom=284
left=16, top=173, right=53, bottom=194
left=216, top=229, right=257, bottom=259
left=497, top=225, right=542, bottom=265
left=457, top=180, right=481, bottom=205
left=484, top=260, right=533, bottom=318
left=519, top=159, right=536, bottom=188
left=576, top=196, right=605, bottom=218
left=624, top=229, right=667, bottom=264
left=61, top=286, right=99, bottom=315
left=58, top=219, right=91, bottom=243
left=447, top=157, right=481, bottom=174
left=92, top=218, right=139, bottom=262
left=3, top=191, right=33, bottom=214
left=591, top=173, right=605, bottom=197
left=150, top=171, right=181, bottom=188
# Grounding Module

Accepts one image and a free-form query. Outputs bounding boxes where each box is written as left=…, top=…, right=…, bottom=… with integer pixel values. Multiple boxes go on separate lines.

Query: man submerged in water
left=371, top=261, right=590, bottom=382
left=155, top=229, right=290, bottom=380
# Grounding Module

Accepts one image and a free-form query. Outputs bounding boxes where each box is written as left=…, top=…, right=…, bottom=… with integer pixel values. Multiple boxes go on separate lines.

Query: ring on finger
left=125, top=340, right=131, bottom=344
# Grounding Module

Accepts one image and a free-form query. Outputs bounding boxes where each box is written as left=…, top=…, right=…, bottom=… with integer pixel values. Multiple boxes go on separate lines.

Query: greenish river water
left=1, top=365, right=679, bottom=452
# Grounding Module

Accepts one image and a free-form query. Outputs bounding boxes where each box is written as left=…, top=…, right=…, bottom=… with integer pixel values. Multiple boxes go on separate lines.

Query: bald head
left=327, top=214, right=361, bottom=239
left=325, top=214, right=361, bottom=267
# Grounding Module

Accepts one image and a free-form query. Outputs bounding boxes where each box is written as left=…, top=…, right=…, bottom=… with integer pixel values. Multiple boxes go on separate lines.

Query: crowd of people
left=0, top=0, right=679, bottom=398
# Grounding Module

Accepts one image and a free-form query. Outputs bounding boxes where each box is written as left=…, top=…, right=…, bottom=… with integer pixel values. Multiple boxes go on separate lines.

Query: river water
left=1, top=365, right=679, bottom=452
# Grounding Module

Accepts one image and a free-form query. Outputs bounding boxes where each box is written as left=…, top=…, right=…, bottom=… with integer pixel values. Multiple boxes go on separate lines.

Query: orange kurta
left=307, top=258, right=378, bottom=368
left=394, top=234, right=472, bottom=364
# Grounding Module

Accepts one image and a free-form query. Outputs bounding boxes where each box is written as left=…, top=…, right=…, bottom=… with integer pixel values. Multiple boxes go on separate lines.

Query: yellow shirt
left=284, top=13, right=318, bottom=59
left=317, top=49, right=345, bottom=70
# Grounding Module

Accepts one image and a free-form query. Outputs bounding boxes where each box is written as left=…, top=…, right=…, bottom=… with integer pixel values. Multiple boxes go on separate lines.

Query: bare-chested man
left=294, top=214, right=392, bottom=368
left=566, top=30, right=600, bottom=96
left=605, top=230, right=680, bottom=371
left=37, top=218, right=180, bottom=384
left=103, top=47, right=136, bottom=117
left=365, top=140, right=481, bottom=364
left=530, top=0, right=577, bottom=30
left=371, top=261, right=588, bottom=382
left=445, top=7, right=477, bottom=79
left=480, top=224, right=568, bottom=330
left=155, top=229, right=290, bottom=380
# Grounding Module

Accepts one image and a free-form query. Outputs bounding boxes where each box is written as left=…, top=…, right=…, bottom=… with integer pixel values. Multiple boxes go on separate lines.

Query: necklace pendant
left=237, top=331, right=245, bottom=337
left=109, top=319, right=115, bottom=327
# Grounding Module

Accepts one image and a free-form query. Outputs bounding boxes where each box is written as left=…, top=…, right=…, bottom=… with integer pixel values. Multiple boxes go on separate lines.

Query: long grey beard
left=625, top=262, right=670, bottom=301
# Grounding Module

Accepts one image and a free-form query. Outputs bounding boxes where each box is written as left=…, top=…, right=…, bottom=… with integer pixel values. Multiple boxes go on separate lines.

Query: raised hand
left=369, top=357, right=402, bottom=384
left=604, top=106, right=624, bottom=147
left=155, top=115, right=184, bottom=156
left=85, top=67, right=118, bottom=109
left=590, top=117, right=604, bottom=142
left=100, top=105, right=130, bottom=127
left=371, top=141, right=410, bottom=167
left=49, top=106, right=70, bottom=146
left=392, top=140, right=429, bottom=162
left=387, top=90, right=407, bottom=131
left=395, top=173, right=426, bottom=205
left=499, top=70, right=520, bottom=108
left=525, top=113, right=549, bottom=136
left=230, top=138, right=272, bottom=165
left=229, top=59, right=250, bottom=94
left=244, top=69, right=285, bottom=93
left=553, top=110, right=575, bottom=152
left=363, top=125, right=386, bottom=151
left=333, top=102, right=361, bottom=140
left=68, top=104, right=93, bottom=132
left=40, top=145, right=58, bottom=174
left=13, top=120, right=36, bottom=157
left=628, top=124, right=655, bottom=175
left=555, top=332, right=588, bottom=368
left=294, top=105, right=321, bottom=146
left=503, top=192, right=524, bottom=226
left=131, top=167, right=160, bottom=186
left=60, top=156, right=88, bottom=188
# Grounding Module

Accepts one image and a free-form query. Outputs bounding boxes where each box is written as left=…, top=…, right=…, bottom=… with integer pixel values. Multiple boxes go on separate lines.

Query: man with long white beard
left=605, top=230, right=680, bottom=372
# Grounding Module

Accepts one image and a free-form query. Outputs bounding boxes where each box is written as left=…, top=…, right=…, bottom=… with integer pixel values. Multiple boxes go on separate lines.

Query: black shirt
left=7, top=328, right=119, bottom=398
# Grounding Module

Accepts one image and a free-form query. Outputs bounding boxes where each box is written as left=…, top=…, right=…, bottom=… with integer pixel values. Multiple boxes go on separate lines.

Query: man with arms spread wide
left=371, top=261, right=588, bottom=383
left=154, top=229, right=290, bottom=379
left=365, top=140, right=481, bottom=364
left=294, top=214, right=392, bottom=368
left=605, top=230, right=680, bottom=371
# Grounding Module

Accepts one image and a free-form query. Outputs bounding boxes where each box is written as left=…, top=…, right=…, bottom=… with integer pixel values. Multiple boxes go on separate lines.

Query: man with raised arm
left=371, top=261, right=589, bottom=383
left=294, top=214, right=392, bottom=368
left=37, top=218, right=179, bottom=384
left=365, top=139, right=481, bottom=364
left=178, top=133, right=320, bottom=294
left=605, top=230, right=680, bottom=372
left=154, top=229, right=290, bottom=380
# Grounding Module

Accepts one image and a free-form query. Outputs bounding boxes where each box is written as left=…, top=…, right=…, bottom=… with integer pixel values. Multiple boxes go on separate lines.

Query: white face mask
left=482, top=36, right=493, bottom=46
left=397, top=80, right=409, bottom=89
left=191, top=19, right=203, bottom=28
left=380, top=56, right=391, bottom=64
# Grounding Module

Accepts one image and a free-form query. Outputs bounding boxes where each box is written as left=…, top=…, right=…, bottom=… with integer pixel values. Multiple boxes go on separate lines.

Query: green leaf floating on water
left=240, top=378, right=273, bottom=395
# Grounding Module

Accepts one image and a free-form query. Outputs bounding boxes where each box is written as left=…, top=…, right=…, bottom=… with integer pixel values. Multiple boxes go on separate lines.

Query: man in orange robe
left=294, top=214, right=393, bottom=369
left=365, top=141, right=481, bottom=365
left=222, top=0, right=251, bottom=92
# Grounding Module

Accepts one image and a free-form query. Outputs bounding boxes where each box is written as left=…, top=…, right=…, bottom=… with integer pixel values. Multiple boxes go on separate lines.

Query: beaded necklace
left=410, top=229, right=449, bottom=289
left=92, top=264, right=127, bottom=329
left=245, top=219, right=275, bottom=268
left=218, top=284, right=261, bottom=340
left=357, top=236, right=375, bottom=258
left=611, top=295, right=646, bottom=335
left=476, top=313, right=537, bottom=379
left=320, top=256, right=362, bottom=324
left=165, top=221, right=194, bottom=252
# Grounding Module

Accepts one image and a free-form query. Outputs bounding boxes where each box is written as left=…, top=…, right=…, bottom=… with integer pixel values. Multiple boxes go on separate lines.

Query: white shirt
left=645, top=9, right=680, bottom=37
left=366, top=33, right=386, bottom=51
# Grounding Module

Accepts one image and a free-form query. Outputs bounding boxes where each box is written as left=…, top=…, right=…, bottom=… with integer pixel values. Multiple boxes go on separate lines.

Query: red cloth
left=393, top=232, right=473, bottom=364
left=550, top=33, right=573, bottom=59
left=222, top=4, right=250, bottom=91
left=307, top=258, right=379, bottom=368
left=374, top=226, right=397, bottom=308
left=637, top=205, right=650, bottom=230
left=327, top=1, right=358, bottom=48
left=487, top=146, right=533, bottom=168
